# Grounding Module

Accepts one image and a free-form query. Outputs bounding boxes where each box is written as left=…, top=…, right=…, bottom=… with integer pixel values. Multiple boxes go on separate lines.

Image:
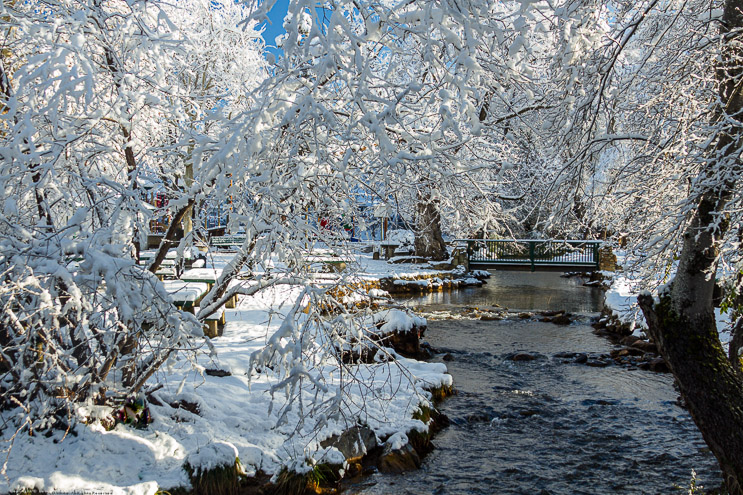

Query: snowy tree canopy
left=1, top=0, right=742, bottom=484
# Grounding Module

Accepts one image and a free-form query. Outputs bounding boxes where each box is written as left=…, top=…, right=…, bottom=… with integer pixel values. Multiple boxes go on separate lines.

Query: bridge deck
left=458, top=239, right=602, bottom=272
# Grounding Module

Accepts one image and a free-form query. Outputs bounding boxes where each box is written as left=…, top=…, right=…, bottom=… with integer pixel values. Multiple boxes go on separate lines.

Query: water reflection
left=399, top=271, right=604, bottom=313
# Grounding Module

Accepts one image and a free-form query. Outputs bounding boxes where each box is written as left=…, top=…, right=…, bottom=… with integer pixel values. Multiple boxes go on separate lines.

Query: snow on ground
left=1, top=247, right=452, bottom=495
left=603, top=251, right=733, bottom=343
left=353, top=253, right=447, bottom=280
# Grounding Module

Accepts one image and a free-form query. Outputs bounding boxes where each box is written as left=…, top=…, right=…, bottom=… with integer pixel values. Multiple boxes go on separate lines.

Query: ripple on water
left=348, top=317, right=721, bottom=495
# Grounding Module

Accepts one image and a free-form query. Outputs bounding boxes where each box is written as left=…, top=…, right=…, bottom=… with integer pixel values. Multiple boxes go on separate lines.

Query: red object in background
left=320, top=218, right=329, bottom=230
left=155, top=192, right=168, bottom=208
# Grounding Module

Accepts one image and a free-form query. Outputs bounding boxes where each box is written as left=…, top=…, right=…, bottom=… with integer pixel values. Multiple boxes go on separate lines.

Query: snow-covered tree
left=0, top=0, right=271, bottom=435
left=0, top=0, right=204, bottom=431
left=533, top=0, right=743, bottom=490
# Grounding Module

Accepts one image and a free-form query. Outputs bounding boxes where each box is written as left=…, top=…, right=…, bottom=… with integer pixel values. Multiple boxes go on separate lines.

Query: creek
left=348, top=271, right=721, bottom=494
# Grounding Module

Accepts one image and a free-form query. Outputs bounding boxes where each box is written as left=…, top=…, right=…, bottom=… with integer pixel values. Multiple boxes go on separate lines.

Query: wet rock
left=620, top=335, right=641, bottom=346
left=518, top=409, right=540, bottom=417
left=374, top=323, right=428, bottom=360
left=421, top=342, right=435, bottom=351
left=480, top=314, right=503, bottom=321
left=554, top=351, right=580, bottom=359
left=610, top=348, right=628, bottom=358
left=551, top=314, right=572, bottom=325
left=508, top=352, right=539, bottom=362
left=647, top=357, right=670, bottom=373
left=378, top=441, right=421, bottom=474
left=470, top=270, right=492, bottom=280
left=442, top=353, right=454, bottom=361
left=610, top=347, right=645, bottom=359
left=465, top=413, right=491, bottom=423
left=321, top=424, right=378, bottom=461
left=362, top=465, right=378, bottom=476
left=539, top=310, right=565, bottom=317
left=460, top=277, right=485, bottom=287
left=344, top=461, right=363, bottom=477
left=574, top=353, right=588, bottom=364
left=630, top=340, right=658, bottom=354
left=593, top=328, right=611, bottom=338
left=517, top=312, right=532, bottom=319
left=594, top=308, right=634, bottom=337
left=585, top=359, right=610, bottom=367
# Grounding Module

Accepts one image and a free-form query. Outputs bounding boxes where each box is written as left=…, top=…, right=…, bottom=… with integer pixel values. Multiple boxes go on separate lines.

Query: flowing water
left=348, top=271, right=722, bottom=495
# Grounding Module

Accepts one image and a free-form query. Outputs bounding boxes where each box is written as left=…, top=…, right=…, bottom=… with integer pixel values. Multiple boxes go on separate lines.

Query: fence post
left=529, top=241, right=535, bottom=272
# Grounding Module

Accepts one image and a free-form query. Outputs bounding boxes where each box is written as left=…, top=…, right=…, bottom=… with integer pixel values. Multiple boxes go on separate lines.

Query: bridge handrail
left=453, top=239, right=603, bottom=244
left=454, top=239, right=603, bottom=271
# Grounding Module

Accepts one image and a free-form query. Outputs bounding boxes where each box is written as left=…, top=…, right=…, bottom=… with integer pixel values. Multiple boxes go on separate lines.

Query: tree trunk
left=728, top=227, right=743, bottom=371
left=637, top=1, right=743, bottom=491
left=639, top=279, right=743, bottom=494
left=414, top=191, right=448, bottom=261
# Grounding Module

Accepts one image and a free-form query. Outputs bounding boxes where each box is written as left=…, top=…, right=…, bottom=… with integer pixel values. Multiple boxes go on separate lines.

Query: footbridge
left=457, top=239, right=603, bottom=272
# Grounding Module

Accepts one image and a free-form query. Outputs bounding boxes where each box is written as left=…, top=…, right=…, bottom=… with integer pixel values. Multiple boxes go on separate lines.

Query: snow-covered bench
left=198, top=307, right=225, bottom=338
left=163, top=281, right=208, bottom=313
left=304, top=255, right=351, bottom=272
left=210, top=235, right=246, bottom=249
left=180, top=268, right=238, bottom=308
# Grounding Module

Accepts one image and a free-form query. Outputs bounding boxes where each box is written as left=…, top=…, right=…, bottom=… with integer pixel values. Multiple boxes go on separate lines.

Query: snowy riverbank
left=601, top=252, right=734, bottom=349
left=2, top=251, right=460, bottom=495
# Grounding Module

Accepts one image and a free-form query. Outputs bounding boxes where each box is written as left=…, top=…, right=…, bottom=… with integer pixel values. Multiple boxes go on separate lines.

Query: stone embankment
left=582, top=264, right=669, bottom=373
left=590, top=309, right=669, bottom=372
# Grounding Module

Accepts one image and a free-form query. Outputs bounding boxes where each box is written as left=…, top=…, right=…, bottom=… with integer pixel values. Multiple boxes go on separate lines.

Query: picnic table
left=304, top=255, right=351, bottom=272
left=139, top=248, right=207, bottom=279
left=180, top=268, right=238, bottom=308
left=163, top=281, right=227, bottom=338
left=162, top=281, right=208, bottom=313
left=379, top=242, right=399, bottom=260
left=154, top=267, right=177, bottom=280
left=196, top=306, right=225, bottom=338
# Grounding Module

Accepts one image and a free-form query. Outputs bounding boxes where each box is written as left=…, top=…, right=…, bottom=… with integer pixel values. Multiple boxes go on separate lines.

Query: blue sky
left=258, top=0, right=290, bottom=55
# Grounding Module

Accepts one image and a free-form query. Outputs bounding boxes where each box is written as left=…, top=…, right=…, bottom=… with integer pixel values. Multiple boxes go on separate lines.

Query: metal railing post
left=529, top=241, right=535, bottom=272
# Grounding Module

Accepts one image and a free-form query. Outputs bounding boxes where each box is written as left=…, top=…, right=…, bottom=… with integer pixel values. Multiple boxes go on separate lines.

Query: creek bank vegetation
left=2, top=0, right=743, bottom=487
left=154, top=305, right=454, bottom=495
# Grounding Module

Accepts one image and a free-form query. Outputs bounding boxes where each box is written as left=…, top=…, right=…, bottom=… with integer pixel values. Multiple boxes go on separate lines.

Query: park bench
left=139, top=248, right=205, bottom=277
left=210, top=235, right=246, bottom=249
left=199, top=307, right=226, bottom=338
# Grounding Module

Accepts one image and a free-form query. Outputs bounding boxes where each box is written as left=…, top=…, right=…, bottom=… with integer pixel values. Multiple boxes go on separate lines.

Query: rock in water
left=551, top=314, right=572, bottom=325
left=320, top=425, right=378, bottom=461
left=378, top=441, right=421, bottom=474
left=508, top=352, right=539, bottom=361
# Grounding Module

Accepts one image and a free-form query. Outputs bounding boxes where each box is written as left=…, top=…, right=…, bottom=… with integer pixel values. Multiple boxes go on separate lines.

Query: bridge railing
left=456, top=239, right=602, bottom=271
